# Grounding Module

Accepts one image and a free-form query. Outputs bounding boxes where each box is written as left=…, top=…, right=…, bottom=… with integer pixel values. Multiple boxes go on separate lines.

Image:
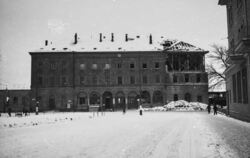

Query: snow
left=0, top=111, right=249, bottom=158
left=163, top=100, right=207, bottom=111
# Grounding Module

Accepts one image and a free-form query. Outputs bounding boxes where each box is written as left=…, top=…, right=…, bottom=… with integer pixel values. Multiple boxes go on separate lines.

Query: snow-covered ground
left=0, top=111, right=249, bottom=158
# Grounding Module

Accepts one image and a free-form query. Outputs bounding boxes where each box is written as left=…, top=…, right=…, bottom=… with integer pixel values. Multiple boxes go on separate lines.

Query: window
left=155, top=75, right=160, bottom=83
left=38, top=76, right=43, bottom=86
left=50, top=76, right=55, bottom=87
left=173, top=75, right=177, bottom=83
left=80, top=64, right=85, bottom=70
left=104, top=64, right=110, bottom=69
left=143, top=76, right=147, bottom=84
left=104, top=71, right=110, bottom=85
left=92, top=64, right=97, bottom=69
left=79, top=97, right=86, bottom=104
left=155, top=62, right=160, bottom=68
left=118, top=76, right=123, bottom=85
left=50, top=62, right=56, bottom=70
left=142, top=63, right=147, bottom=69
left=197, top=96, right=202, bottom=102
left=174, top=94, right=178, bottom=101
left=130, top=63, right=135, bottom=69
left=228, top=7, right=233, bottom=26
left=242, top=68, right=248, bottom=104
left=38, top=61, right=43, bottom=66
left=130, top=76, right=135, bottom=84
left=237, top=71, right=242, bottom=103
left=22, top=96, right=26, bottom=105
left=92, top=76, right=97, bottom=85
left=237, top=0, right=242, bottom=8
left=62, top=77, right=67, bottom=86
left=185, top=74, right=189, bottom=82
left=232, top=74, right=237, bottom=103
left=196, top=74, right=201, bottom=83
left=80, top=76, right=85, bottom=85
left=13, top=97, right=18, bottom=104
left=185, top=93, right=191, bottom=102
left=117, top=63, right=122, bottom=69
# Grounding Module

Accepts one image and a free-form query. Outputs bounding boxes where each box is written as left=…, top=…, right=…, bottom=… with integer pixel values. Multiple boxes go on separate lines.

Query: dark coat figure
left=207, top=104, right=211, bottom=114
left=8, top=107, right=11, bottom=117
left=213, top=104, right=218, bottom=115
left=122, top=105, right=126, bottom=114
left=6, top=99, right=11, bottom=117
left=139, top=105, right=143, bottom=116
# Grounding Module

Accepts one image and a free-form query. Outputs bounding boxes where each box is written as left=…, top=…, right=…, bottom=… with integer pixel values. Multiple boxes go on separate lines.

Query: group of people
left=207, top=104, right=218, bottom=115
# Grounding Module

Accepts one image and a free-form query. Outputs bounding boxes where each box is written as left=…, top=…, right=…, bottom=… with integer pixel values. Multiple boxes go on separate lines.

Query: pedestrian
left=213, top=104, right=218, bottom=115
left=207, top=104, right=211, bottom=114
left=8, top=107, right=11, bottom=117
left=6, top=98, right=11, bottom=117
left=35, top=101, right=39, bottom=115
left=139, top=105, right=143, bottom=116
left=122, top=105, right=126, bottom=114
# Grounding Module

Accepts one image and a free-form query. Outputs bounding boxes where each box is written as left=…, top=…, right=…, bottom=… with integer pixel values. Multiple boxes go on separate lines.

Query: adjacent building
left=219, top=0, right=250, bottom=121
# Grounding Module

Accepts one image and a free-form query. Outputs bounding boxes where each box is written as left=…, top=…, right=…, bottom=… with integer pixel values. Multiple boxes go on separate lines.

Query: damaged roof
left=32, top=33, right=206, bottom=53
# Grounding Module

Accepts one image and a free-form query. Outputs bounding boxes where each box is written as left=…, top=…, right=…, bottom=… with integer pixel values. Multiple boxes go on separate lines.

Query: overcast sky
left=0, top=0, right=227, bottom=89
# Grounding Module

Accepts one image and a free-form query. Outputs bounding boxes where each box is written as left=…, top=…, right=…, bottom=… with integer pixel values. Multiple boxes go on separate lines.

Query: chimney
left=74, top=33, right=78, bottom=44
left=45, top=40, right=48, bottom=46
left=149, top=34, right=153, bottom=44
left=111, top=33, right=114, bottom=42
left=125, top=34, right=128, bottom=42
left=99, top=33, right=103, bottom=42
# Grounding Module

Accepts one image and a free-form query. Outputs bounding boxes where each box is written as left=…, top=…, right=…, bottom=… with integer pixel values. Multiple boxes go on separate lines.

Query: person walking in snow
left=207, top=104, right=211, bottom=114
left=213, top=104, right=218, bottom=115
left=122, top=105, right=126, bottom=114
left=139, top=105, right=143, bottom=116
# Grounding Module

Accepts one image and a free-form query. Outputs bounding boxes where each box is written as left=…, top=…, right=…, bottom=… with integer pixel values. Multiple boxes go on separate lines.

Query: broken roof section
left=162, top=40, right=204, bottom=52
left=34, top=33, right=206, bottom=53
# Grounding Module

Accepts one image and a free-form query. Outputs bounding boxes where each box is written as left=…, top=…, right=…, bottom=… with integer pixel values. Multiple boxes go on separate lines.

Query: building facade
left=29, top=39, right=208, bottom=111
left=219, top=0, right=250, bottom=121
left=0, top=90, right=31, bottom=112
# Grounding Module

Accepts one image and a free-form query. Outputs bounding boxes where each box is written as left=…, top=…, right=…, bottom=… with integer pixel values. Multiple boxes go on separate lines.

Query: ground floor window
left=197, top=96, right=202, bottom=102
left=174, top=94, right=178, bottom=101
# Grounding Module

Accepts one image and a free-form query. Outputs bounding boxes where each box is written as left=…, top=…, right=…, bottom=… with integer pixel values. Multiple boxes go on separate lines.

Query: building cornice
left=218, top=0, right=227, bottom=5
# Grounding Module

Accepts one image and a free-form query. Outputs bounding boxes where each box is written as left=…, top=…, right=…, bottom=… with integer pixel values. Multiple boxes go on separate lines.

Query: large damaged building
left=1, top=33, right=208, bottom=112
left=28, top=33, right=208, bottom=111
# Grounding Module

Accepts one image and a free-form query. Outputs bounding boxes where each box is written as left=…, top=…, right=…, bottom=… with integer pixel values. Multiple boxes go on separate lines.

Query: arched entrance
left=90, top=92, right=100, bottom=105
left=115, top=91, right=125, bottom=110
left=128, top=91, right=138, bottom=109
left=185, top=93, right=191, bottom=102
left=102, top=91, right=113, bottom=110
left=49, top=95, right=56, bottom=110
left=153, top=91, right=163, bottom=104
left=78, top=92, right=87, bottom=110
left=141, top=91, right=151, bottom=104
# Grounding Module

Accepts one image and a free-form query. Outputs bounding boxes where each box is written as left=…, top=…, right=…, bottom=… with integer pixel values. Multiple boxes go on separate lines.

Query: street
left=0, top=111, right=250, bottom=158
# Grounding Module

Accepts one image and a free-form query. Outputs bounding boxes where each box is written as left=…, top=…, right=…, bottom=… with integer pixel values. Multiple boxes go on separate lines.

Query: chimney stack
left=149, top=34, right=153, bottom=44
left=125, top=34, right=128, bottom=42
left=74, top=33, right=78, bottom=44
left=45, top=40, right=48, bottom=46
left=111, top=33, right=114, bottom=42
left=99, top=33, right=103, bottom=42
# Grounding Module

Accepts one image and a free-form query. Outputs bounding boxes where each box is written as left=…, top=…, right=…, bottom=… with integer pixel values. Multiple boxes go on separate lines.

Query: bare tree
left=206, top=44, right=230, bottom=90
